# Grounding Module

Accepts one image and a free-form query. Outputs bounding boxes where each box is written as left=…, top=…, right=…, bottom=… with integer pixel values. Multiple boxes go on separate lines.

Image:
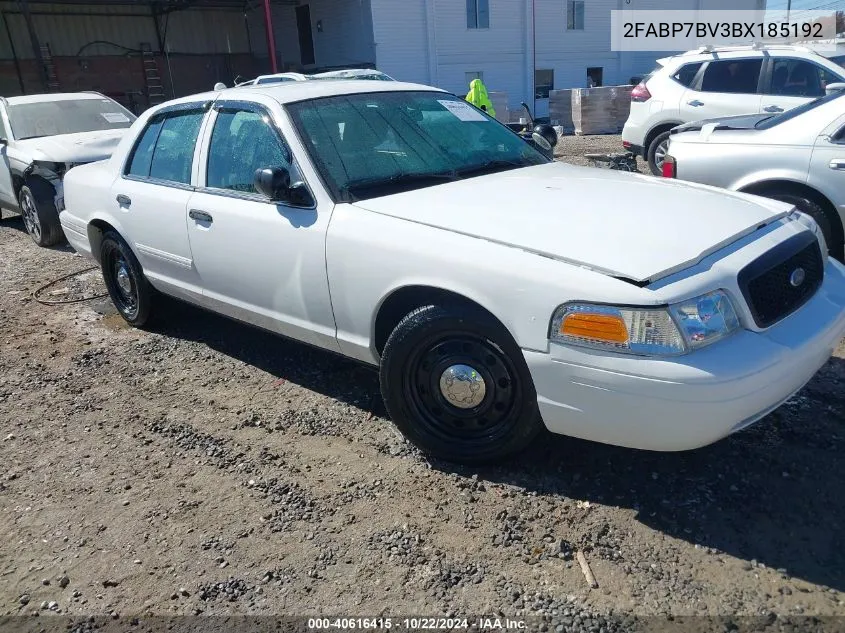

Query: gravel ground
left=2, top=135, right=845, bottom=631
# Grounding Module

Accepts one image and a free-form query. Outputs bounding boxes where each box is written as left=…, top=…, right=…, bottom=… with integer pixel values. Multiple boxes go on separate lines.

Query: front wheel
left=19, top=184, right=64, bottom=247
left=765, top=191, right=841, bottom=262
left=100, top=230, right=154, bottom=327
left=380, top=303, right=543, bottom=464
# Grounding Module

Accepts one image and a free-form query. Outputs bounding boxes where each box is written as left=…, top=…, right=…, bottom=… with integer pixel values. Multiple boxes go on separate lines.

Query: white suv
left=622, top=44, right=845, bottom=175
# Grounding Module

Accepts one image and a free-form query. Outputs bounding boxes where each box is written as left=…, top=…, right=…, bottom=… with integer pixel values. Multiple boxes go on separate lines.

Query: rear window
left=672, top=62, right=703, bottom=87
left=829, top=55, right=845, bottom=70
left=755, top=89, right=844, bottom=130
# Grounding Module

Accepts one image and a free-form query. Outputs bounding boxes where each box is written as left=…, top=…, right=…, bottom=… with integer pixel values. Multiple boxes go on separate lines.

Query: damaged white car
left=0, top=92, right=135, bottom=246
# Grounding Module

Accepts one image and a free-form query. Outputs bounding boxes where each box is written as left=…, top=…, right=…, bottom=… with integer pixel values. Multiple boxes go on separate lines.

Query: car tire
left=379, top=303, right=543, bottom=464
left=646, top=130, right=672, bottom=176
left=100, top=230, right=154, bottom=327
left=766, top=191, right=839, bottom=260
left=19, top=183, right=64, bottom=247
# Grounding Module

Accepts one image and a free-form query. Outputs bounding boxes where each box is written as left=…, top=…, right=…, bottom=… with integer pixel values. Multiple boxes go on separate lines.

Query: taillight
left=631, top=82, right=651, bottom=102
left=662, top=155, right=676, bottom=178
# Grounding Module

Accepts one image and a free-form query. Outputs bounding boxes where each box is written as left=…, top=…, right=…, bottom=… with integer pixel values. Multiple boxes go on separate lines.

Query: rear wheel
left=100, top=231, right=154, bottom=327
left=646, top=130, right=672, bottom=176
left=765, top=190, right=840, bottom=261
left=19, top=183, right=63, bottom=247
left=380, top=303, right=542, bottom=464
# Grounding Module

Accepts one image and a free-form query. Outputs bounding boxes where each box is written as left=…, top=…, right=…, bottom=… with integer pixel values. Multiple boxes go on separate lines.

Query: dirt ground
left=2, top=135, right=845, bottom=631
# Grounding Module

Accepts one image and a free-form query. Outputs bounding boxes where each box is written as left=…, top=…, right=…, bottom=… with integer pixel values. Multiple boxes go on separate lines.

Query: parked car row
left=622, top=44, right=845, bottom=175
left=2, top=63, right=845, bottom=465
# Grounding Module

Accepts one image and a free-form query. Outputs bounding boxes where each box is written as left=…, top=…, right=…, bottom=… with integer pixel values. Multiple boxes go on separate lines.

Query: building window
left=535, top=69, right=554, bottom=99
left=466, top=71, right=484, bottom=85
left=467, top=0, right=490, bottom=29
left=587, top=67, right=603, bottom=87
left=567, top=0, right=584, bottom=30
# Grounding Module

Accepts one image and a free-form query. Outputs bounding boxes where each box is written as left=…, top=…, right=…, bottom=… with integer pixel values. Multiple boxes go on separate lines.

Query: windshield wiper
left=342, top=171, right=458, bottom=201
left=455, top=159, right=528, bottom=178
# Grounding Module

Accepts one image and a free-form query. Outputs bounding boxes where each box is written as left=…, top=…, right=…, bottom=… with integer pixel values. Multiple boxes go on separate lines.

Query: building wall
left=371, top=0, right=766, bottom=116
left=254, top=0, right=376, bottom=71
left=0, top=3, right=253, bottom=58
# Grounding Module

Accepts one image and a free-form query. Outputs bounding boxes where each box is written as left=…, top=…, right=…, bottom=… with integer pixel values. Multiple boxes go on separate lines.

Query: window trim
left=567, top=0, right=585, bottom=31
left=466, top=0, right=489, bottom=30
left=196, top=99, right=316, bottom=210
left=121, top=101, right=212, bottom=189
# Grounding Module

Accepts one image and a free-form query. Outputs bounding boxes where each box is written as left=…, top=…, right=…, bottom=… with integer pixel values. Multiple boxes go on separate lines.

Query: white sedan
left=663, top=90, right=845, bottom=262
left=59, top=80, right=845, bottom=464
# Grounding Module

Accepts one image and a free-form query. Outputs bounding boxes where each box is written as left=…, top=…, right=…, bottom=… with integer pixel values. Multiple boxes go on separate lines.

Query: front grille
left=737, top=232, right=824, bottom=328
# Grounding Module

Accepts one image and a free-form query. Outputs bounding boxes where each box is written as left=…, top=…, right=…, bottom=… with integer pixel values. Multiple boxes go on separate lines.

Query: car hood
left=351, top=162, right=790, bottom=283
left=15, top=129, right=127, bottom=164
left=671, top=113, right=770, bottom=136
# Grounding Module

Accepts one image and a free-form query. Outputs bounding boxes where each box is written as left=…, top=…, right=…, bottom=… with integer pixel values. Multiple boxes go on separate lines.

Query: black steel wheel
left=380, top=303, right=542, bottom=464
left=100, top=230, right=153, bottom=327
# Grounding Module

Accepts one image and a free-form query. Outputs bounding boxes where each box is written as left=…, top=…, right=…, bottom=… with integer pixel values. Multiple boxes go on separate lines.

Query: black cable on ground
left=32, top=266, right=109, bottom=306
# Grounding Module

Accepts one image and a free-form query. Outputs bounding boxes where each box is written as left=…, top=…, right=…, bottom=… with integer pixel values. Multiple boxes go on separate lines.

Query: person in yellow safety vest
left=465, top=78, right=496, bottom=118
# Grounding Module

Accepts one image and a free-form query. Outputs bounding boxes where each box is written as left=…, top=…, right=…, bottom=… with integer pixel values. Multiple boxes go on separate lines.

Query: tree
left=837, top=10, right=844, bottom=35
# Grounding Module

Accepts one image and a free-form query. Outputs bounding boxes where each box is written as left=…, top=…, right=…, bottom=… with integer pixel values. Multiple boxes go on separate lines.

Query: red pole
left=263, top=0, right=278, bottom=74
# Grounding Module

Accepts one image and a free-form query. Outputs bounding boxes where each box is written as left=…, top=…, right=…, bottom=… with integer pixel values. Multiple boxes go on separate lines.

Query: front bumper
left=524, top=259, right=845, bottom=451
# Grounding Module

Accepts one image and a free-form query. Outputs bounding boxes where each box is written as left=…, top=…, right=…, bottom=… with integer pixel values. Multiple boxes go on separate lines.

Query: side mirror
left=253, top=166, right=314, bottom=207
left=254, top=167, right=291, bottom=201
left=0, top=138, right=7, bottom=146
left=825, top=82, right=845, bottom=95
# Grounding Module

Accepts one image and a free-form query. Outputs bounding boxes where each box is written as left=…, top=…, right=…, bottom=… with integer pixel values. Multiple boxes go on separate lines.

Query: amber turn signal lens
left=560, top=312, right=629, bottom=344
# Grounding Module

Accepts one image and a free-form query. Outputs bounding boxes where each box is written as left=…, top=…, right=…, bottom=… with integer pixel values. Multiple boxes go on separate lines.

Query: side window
left=149, top=111, right=205, bottom=184
left=206, top=109, right=291, bottom=194
left=672, top=62, right=703, bottom=87
left=126, top=118, right=163, bottom=177
left=769, top=59, right=826, bottom=98
left=125, top=109, right=204, bottom=184
left=700, top=59, right=762, bottom=94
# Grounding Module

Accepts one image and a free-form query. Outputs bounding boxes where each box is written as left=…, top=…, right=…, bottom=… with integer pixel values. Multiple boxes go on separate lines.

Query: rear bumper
left=59, top=211, right=94, bottom=259
left=622, top=141, right=644, bottom=157
left=524, top=258, right=845, bottom=451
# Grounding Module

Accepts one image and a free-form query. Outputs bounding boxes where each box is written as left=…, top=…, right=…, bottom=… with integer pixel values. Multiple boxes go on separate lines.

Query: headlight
left=787, top=209, right=827, bottom=256
left=550, top=290, right=740, bottom=356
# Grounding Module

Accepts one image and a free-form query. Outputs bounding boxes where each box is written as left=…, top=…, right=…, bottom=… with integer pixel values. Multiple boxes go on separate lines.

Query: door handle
left=116, top=194, right=131, bottom=207
left=189, top=209, right=213, bottom=223
left=829, top=159, right=845, bottom=170
left=763, top=105, right=784, bottom=113
left=687, top=100, right=704, bottom=107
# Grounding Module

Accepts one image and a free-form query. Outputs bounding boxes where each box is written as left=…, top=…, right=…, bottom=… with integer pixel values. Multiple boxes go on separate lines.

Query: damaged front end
left=24, top=160, right=79, bottom=212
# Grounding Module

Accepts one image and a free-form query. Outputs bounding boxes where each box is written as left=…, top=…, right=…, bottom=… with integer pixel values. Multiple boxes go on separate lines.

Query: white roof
left=4, top=92, right=109, bottom=105
left=167, top=79, right=445, bottom=109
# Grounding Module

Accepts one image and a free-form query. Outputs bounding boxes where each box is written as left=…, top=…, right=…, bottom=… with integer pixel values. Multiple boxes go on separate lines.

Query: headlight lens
left=551, top=290, right=740, bottom=356
left=668, top=290, right=740, bottom=351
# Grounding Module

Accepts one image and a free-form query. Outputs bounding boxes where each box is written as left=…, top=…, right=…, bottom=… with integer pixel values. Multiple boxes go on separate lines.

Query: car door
left=110, top=103, right=208, bottom=303
left=0, top=105, right=16, bottom=208
left=679, top=58, right=763, bottom=121
left=809, top=111, right=845, bottom=227
left=760, top=57, right=841, bottom=116
left=185, top=99, right=339, bottom=352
